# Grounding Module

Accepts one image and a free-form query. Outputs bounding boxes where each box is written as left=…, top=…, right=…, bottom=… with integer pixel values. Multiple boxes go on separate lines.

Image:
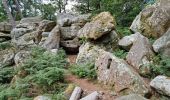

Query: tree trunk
left=2, top=0, right=16, bottom=28
left=14, top=0, right=23, bottom=19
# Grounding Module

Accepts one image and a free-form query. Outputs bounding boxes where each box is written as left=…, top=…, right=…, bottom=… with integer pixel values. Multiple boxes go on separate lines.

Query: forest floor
left=65, top=54, right=118, bottom=100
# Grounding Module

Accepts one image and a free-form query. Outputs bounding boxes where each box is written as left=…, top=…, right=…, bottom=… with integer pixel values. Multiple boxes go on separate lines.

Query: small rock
left=34, top=95, right=51, bottom=100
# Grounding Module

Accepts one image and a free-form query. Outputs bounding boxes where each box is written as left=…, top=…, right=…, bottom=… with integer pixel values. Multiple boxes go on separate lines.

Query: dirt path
left=66, top=55, right=118, bottom=100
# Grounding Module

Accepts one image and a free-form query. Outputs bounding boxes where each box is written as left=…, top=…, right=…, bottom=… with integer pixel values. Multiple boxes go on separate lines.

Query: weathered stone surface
left=60, top=24, right=81, bottom=40
left=130, top=0, right=170, bottom=38
left=76, top=42, right=103, bottom=64
left=60, top=38, right=80, bottom=53
left=57, top=13, right=90, bottom=27
left=38, top=20, right=56, bottom=32
left=11, top=17, right=42, bottom=47
left=33, top=20, right=56, bottom=45
left=95, top=50, right=149, bottom=95
left=115, top=94, right=148, bottom=100
left=42, top=25, right=60, bottom=50
left=0, top=22, right=13, bottom=33
left=69, top=87, right=83, bottom=100
left=153, top=28, right=170, bottom=56
left=78, top=12, right=116, bottom=40
left=0, top=48, right=15, bottom=67
left=150, top=75, right=170, bottom=96
left=14, top=50, right=30, bottom=67
left=34, top=95, right=51, bottom=100
left=80, top=91, right=99, bottom=100
left=93, top=30, right=119, bottom=51
left=118, top=34, right=137, bottom=50
left=0, top=32, right=11, bottom=40
left=126, top=33, right=154, bottom=76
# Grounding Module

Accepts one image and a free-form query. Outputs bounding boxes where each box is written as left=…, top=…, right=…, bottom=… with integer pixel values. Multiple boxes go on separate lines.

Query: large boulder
left=57, top=13, right=90, bottom=27
left=76, top=42, right=103, bottom=64
left=130, top=0, right=170, bottom=38
left=60, top=24, right=81, bottom=40
left=150, top=75, right=170, bottom=97
left=11, top=17, right=42, bottom=47
left=92, top=30, right=119, bottom=51
left=115, top=94, right=148, bottom=100
left=42, top=25, right=60, bottom=50
left=95, top=50, right=150, bottom=96
left=78, top=12, right=116, bottom=40
left=124, top=33, right=154, bottom=76
left=153, top=28, right=170, bottom=56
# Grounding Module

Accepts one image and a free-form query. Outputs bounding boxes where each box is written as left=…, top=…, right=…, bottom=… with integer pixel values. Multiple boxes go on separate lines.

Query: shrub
left=0, top=46, right=68, bottom=99
left=0, top=67, right=15, bottom=83
left=71, top=63, right=97, bottom=80
left=116, top=26, right=132, bottom=37
left=150, top=55, right=170, bottom=78
left=0, top=42, right=12, bottom=50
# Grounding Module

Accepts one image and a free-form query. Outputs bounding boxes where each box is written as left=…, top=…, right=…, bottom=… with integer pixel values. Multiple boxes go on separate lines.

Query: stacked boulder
left=76, top=12, right=119, bottom=64
left=56, top=13, right=91, bottom=53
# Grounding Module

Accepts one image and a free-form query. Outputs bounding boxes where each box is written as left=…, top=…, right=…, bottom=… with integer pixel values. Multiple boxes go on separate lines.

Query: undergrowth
left=113, top=48, right=128, bottom=59
left=70, top=63, right=97, bottom=80
left=0, top=46, right=68, bottom=100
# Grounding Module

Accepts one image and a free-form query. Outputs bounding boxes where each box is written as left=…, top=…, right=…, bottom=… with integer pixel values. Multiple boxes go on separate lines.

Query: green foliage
left=150, top=55, right=170, bottom=78
left=75, top=0, right=143, bottom=26
left=113, top=49, right=128, bottom=59
left=0, top=0, right=7, bottom=22
left=71, top=63, right=97, bottom=80
left=0, top=46, right=68, bottom=99
left=0, top=42, right=12, bottom=50
left=116, top=26, right=132, bottom=37
left=0, top=67, right=15, bottom=83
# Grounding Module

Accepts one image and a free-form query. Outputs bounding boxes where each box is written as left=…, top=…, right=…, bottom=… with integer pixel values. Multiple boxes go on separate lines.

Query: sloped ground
left=66, top=55, right=118, bottom=100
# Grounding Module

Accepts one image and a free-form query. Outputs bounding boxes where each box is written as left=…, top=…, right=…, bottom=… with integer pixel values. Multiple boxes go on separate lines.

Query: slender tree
left=2, top=0, right=16, bottom=27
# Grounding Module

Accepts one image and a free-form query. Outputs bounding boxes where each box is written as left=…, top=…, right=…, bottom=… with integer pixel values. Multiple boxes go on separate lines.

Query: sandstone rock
left=14, top=50, right=30, bottom=67
left=42, top=25, right=60, bottom=50
left=33, top=20, right=56, bottom=45
left=95, top=50, right=149, bottom=95
left=0, top=22, right=13, bottom=33
left=69, top=87, right=83, bottom=100
left=60, top=38, right=80, bottom=53
left=118, top=34, right=137, bottom=50
left=76, top=42, right=103, bottom=64
left=38, top=20, right=56, bottom=32
left=11, top=17, right=42, bottom=47
left=57, top=13, right=90, bottom=27
left=150, top=75, right=170, bottom=96
left=80, top=91, right=99, bottom=100
left=0, top=32, right=11, bottom=40
left=93, top=30, right=119, bottom=51
left=0, top=49, right=15, bottom=67
left=78, top=12, right=116, bottom=40
left=153, top=29, right=170, bottom=56
left=60, top=24, right=81, bottom=40
left=130, top=0, right=170, bottom=38
left=126, top=33, right=154, bottom=76
left=115, top=94, right=148, bottom=100
left=34, top=95, right=51, bottom=100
